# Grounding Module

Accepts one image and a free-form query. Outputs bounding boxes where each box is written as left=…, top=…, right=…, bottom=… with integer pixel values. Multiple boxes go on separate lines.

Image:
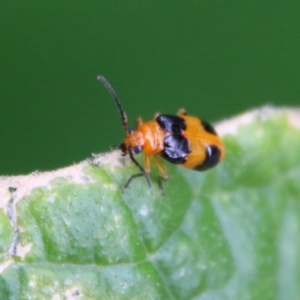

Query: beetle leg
left=123, top=151, right=151, bottom=190
left=123, top=173, right=145, bottom=190
left=153, top=155, right=168, bottom=194
left=136, top=117, right=143, bottom=127
left=154, top=155, right=168, bottom=180
left=177, top=108, right=187, bottom=116
left=153, top=112, right=161, bottom=119
left=144, top=154, right=151, bottom=173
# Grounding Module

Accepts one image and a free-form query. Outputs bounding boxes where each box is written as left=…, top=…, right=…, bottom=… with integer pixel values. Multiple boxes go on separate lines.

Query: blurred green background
left=1, top=1, right=299, bottom=175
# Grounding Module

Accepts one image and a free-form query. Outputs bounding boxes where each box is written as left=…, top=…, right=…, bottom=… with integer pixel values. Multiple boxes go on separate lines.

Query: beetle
left=98, top=75, right=225, bottom=190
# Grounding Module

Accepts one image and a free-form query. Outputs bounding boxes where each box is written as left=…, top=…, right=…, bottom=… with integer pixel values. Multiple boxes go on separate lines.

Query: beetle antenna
left=97, top=75, right=129, bottom=133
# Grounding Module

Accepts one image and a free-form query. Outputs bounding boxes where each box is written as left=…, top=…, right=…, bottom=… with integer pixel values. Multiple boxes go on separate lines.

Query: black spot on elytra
left=161, top=134, right=190, bottom=164
left=156, top=115, right=190, bottom=164
left=194, top=145, right=221, bottom=171
left=156, top=115, right=186, bottom=134
left=201, top=120, right=217, bottom=135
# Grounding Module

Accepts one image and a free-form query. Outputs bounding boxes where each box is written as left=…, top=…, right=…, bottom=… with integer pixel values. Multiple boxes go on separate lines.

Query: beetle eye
left=128, top=129, right=134, bottom=134
left=133, top=146, right=142, bottom=154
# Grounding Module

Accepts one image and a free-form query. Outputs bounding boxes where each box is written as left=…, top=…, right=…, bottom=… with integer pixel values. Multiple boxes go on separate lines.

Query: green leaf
left=0, top=107, right=299, bottom=299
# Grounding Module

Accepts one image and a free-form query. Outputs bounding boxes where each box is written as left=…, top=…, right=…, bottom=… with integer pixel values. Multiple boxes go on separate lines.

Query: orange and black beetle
left=98, top=76, right=225, bottom=189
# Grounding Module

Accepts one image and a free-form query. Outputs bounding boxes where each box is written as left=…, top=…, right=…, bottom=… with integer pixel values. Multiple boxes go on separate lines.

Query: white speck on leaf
left=139, top=205, right=148, bottom=217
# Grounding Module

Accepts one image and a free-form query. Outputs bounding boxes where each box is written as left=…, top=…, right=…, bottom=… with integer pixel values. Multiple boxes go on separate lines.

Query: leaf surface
left=0, top=107, right=299, bottom=300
